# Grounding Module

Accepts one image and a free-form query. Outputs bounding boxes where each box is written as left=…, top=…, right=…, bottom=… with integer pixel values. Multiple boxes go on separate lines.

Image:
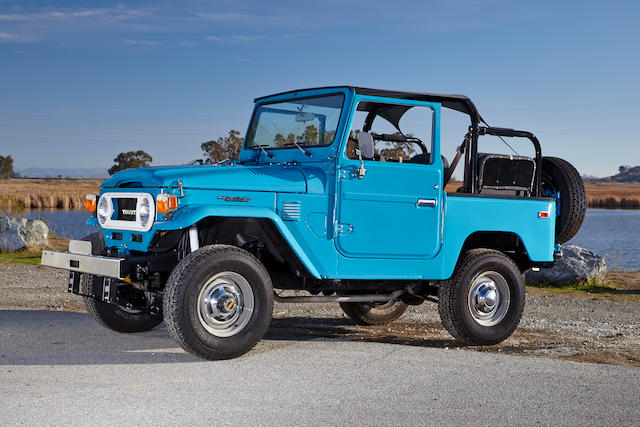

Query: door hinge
left=336, top=223, right=354, bottom=234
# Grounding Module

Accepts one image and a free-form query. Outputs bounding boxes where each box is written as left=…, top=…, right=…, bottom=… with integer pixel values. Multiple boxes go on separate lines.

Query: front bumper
left=41, top=240, right=125, bottom=279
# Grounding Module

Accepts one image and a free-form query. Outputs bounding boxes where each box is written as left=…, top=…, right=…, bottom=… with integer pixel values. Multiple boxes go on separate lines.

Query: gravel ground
left=1, top=263, right=639, bottom=366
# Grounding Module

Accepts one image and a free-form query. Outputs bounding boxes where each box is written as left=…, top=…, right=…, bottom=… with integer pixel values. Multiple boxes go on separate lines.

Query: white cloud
left=0, top=14, right=29, bottom=21
left=0, top=31, right=36, bottom=42
left=204, top=35, right=263, bottom=43
left=124, top=39, right=160, bottom=46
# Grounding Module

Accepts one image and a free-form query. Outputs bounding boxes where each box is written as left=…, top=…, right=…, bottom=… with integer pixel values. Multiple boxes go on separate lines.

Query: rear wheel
left=438, top=249, right=525, bottom=345
left=340, top=300, right=408, bottom=325
left=163, top=245, right=273, bottom=360
left=541, top=156, right=586, bottom=244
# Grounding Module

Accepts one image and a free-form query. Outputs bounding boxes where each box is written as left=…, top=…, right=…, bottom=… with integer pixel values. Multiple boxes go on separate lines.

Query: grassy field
left=0, top=178, right=102, bottom=210
left=0, top=178, right=638, bottom=210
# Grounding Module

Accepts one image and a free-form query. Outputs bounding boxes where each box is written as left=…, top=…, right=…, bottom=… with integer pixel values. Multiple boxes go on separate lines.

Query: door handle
left=417, top=198, right=437, bottom=207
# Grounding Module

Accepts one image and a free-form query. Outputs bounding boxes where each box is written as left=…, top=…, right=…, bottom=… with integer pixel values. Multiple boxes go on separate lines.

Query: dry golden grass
left=0, top=178, right=103, bottom=210
left=0, top=178, right=638, bottom=210
left=583, top=183, right=640, bottom=208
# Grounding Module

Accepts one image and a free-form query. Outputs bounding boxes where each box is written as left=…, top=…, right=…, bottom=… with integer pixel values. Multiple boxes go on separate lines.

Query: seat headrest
left=357, top=132, right=375, bottom=160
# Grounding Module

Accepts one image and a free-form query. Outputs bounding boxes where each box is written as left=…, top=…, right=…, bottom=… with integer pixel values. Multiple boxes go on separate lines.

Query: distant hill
left=17, top=167, right=108, bottom=178
left=583, top=165, right=640, bottom=184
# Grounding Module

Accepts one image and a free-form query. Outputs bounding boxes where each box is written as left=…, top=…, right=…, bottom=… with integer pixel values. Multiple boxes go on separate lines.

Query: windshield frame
left=244, top=92, right=346, bottom=151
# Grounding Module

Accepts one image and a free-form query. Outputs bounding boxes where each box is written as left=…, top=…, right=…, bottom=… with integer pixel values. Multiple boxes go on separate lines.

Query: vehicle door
left=336, top=96, right=443, bottom=259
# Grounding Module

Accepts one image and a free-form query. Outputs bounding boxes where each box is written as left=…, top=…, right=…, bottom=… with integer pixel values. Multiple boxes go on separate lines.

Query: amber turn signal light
left=85, top=194, right=97, bottom=212
left=157, top=193, right=178, bottom=214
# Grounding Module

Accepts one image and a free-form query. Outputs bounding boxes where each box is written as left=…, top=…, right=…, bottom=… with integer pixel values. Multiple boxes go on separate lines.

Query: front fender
left=155, top=204, right=322, bottom=279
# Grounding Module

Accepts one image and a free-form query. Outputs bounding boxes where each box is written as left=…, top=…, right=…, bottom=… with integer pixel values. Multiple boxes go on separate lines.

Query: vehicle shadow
left=267, top=316, right=461, bottom=349
left=0, top=309, right=459, bottom=366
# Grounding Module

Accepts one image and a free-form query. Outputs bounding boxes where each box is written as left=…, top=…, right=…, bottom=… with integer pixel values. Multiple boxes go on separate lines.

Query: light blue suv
left=42, top=86, right=586, bottom=360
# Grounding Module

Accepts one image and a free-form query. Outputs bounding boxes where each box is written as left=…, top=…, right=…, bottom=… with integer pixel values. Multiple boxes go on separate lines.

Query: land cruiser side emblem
left=121, top=209, right=136, bottom=215
left=218, top=196, right=250, bottom=202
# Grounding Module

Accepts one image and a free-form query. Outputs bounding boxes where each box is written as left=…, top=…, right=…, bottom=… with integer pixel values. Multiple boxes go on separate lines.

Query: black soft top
left=254, top=86, right=483, bottom=124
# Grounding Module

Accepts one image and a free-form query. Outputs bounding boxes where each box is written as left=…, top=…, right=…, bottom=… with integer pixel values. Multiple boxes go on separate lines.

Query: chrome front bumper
left=41, top=240, right=124, bottom=279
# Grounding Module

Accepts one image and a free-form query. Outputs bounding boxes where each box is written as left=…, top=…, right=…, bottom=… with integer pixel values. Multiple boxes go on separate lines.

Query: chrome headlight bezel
left=96, top=192, right=155, bottom=232
left=97, top=195, right=112, bottom=226
left=138, top=197, right=151, bottom=228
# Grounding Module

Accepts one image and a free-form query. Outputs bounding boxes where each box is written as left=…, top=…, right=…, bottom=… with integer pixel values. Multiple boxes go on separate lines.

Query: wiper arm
left=284, top=142, right=312, bottom=157
left=252, top=144, right=274, bottom=159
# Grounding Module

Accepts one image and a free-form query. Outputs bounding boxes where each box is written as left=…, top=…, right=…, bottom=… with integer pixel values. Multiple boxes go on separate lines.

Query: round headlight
left=97, top=196, right=110, bottom=225
left=138, top=198, right=151, bottom=227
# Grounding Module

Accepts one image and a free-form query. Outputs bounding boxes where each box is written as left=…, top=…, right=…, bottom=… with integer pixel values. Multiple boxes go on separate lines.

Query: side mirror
left=355, top=132, right=375, bottom=179
left=357, top=132, right=375, bottom=159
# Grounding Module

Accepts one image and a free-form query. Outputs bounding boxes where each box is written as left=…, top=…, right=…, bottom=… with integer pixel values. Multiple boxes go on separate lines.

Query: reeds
left=584, top=184, right=640, bottom=209
left=0, top=178, right=102, bottom=211
left=1, top=178, right=639, bottom=210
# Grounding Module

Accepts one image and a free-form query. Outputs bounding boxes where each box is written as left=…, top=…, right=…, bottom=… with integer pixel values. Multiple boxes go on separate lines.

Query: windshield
left=245, top=94, right=344, bottom=149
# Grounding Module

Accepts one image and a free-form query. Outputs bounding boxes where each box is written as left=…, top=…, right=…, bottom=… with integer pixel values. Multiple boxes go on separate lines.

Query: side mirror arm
left=356, top=149, right=367, bottom=179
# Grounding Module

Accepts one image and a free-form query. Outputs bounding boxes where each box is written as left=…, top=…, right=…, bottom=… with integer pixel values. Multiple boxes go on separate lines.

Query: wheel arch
left=192, top=216, right=317, bottom=279
left=456, top=231, right=534, bottom=272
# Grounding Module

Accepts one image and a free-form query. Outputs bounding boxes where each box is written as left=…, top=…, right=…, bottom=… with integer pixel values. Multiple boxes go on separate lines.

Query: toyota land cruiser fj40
left=42, top=87, right=586, bottom=360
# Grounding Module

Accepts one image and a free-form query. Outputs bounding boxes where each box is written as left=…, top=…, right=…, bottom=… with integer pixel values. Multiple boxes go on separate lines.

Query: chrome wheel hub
left=467, top=271, right=510, bottom=326
left=197, top=272, right=254, bottom=337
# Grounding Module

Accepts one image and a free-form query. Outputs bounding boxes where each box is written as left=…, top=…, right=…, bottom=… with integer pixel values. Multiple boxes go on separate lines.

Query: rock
left=525, top=245, right=607, bottom=286
left=22, top=218, right=49, bottom=247
left=0, top=216, right=49, bottom=251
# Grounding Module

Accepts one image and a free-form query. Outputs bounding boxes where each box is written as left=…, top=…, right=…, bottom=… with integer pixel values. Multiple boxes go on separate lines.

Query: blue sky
left=1, top=0, right=639, bottom=177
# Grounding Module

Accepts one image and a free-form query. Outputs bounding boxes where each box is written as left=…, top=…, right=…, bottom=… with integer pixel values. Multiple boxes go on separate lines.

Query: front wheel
left=82, top=275, right=162, bottom=333
left=438, top=249, right=525, bottom=346
left=163, top=245, right=273, bottom=360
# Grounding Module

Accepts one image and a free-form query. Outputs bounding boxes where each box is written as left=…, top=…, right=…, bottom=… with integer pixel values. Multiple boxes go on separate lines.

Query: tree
left=0, top=155, right=14, bottom=180
left=273, top=133, right=295, bottom=147
left=298, top=125, right=318, bottom=144
left=108, top=150, right=152, bottom=175
left=201, top=130, right=243, bottom=162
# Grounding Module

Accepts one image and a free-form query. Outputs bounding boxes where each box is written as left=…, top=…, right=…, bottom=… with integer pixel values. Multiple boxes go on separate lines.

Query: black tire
left=79, top=232, right=162, bottom=333
left=163, top=245, right=273, bottom=360
left=541, top=156, right=586, bottom=244
left=438, top=249, right=525, bottom=346
left=82, top=275, right=163, bottom=333
left=340, top=301, right=408, bottom=325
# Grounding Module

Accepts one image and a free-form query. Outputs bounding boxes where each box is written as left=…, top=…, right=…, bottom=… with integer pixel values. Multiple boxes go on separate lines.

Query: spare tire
left=540, top=157, right=586, bottom=244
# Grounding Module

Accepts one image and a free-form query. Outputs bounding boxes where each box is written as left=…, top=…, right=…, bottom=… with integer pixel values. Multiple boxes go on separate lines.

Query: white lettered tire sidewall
left=163, top=245, right=274, bottom=360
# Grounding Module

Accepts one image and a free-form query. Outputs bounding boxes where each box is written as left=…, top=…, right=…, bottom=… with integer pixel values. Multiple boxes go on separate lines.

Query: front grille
left=115, top=198, right=137, bottom=221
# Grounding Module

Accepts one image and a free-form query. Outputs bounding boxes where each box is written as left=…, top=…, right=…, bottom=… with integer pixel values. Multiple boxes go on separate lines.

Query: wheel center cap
left=474, top=282, right=499, bottom=313
left=203, top=286, right=239, bottom=321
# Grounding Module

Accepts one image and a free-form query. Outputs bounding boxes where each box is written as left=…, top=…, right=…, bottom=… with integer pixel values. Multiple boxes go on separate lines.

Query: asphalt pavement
left=1, top=308, right=638, bottom=426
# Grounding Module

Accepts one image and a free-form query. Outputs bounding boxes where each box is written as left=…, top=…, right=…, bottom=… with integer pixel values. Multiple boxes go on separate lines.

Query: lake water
left=567, top=209, right=639, bottom=270
left=23, top=208, right=640, bottom=270
left=25, top=210, right=98, bottom=240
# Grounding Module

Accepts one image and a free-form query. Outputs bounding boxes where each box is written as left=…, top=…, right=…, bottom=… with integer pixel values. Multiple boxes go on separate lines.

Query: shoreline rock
left=525, top=245, right=607, bottom=286
left=0, top=216, right=49, bottom=251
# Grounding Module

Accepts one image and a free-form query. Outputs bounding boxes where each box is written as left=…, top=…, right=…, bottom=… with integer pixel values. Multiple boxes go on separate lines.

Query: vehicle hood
left=101, top=164, right=308, bottom=193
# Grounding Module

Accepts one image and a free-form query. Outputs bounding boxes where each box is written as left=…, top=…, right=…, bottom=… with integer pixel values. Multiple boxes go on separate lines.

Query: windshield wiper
left=252, top=144, right=274, bottom=159
left=284, top=142, right=312, bottom=157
